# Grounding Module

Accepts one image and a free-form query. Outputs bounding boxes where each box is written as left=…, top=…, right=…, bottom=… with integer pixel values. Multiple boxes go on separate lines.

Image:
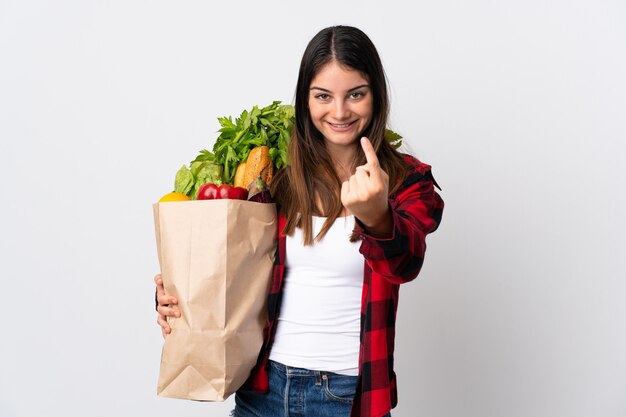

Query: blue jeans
left=233, top=360, right=391, bottom=417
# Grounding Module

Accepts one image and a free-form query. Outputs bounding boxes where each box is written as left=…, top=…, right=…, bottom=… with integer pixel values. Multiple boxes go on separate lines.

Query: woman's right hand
left=154, top=273, right=180, bottom=338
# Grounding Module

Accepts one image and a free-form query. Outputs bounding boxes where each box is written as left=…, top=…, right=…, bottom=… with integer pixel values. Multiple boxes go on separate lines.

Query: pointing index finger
left=360, top=137, right=380, bottom=167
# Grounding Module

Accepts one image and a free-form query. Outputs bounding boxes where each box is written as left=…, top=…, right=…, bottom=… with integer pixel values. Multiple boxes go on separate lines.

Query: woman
left=155, top=25, right=444, bottom=417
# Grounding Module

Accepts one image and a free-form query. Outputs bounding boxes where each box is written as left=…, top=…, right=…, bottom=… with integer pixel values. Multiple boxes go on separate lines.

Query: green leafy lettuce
left=173, top=157, right=223, bottom=200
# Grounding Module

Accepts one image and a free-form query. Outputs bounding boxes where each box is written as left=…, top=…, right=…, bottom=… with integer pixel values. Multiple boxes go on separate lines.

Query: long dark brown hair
left=271, top=25, right=407, bottom=245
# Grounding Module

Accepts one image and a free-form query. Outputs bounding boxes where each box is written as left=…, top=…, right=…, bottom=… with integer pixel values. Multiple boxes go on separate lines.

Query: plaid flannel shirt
left=246, top=154, right=444, bottom=417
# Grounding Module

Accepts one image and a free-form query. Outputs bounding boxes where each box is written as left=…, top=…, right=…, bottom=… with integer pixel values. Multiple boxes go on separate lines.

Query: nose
left=332, top=99, right=350, bottom=120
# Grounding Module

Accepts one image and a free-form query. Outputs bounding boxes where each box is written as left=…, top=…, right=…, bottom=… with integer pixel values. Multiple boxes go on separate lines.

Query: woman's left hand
left=341, top=137, right=392, bottom=237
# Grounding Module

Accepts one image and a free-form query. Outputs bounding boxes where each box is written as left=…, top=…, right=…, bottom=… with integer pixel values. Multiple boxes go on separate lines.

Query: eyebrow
left=309, top=84, right=370, bottom=92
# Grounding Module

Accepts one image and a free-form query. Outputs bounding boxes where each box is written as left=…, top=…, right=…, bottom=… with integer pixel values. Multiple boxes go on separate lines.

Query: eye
left=349, top=91, right=365, bottom=100
left=315, top=93, right=330, bottom=101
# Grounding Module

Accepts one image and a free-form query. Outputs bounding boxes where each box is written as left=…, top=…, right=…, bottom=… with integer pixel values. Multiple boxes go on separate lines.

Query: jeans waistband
left=269, top=360, right=324, bottom=377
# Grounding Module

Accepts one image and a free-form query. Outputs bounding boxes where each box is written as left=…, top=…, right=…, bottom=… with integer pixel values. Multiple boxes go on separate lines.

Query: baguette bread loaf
left=233, top=162, right=247, bottom=188
left=241, top=146, right=273, bottom=189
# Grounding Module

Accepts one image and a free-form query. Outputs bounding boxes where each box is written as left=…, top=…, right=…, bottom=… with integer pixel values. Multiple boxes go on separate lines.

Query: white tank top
left=269, top=215, right=364, bottom=376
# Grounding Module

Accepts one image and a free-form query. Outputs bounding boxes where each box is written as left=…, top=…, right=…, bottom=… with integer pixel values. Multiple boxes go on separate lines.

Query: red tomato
left=230, top=186, right=249, bottom=200
left=197, top=183, right=219, bottom=200
left=217, top=184, right=248, bottom=200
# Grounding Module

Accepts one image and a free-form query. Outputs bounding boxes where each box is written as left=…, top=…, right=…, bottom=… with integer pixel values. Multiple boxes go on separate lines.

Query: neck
left=326, top=142, right=357, bottom=182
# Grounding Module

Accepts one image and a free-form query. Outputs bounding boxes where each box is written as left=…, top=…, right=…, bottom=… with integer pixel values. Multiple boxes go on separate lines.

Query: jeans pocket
left=322, top=373, right=358, bottom=404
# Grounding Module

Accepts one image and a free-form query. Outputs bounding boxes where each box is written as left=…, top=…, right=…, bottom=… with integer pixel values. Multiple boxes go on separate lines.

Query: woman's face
left=308, top=61, right=373, bottom=152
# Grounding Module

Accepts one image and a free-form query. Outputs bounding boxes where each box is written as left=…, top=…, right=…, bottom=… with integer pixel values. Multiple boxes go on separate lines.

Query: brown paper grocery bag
left=153, top=199, right=276, bottom=401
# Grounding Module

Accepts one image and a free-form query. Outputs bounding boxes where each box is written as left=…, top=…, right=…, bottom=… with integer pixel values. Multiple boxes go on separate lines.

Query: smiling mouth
left=328, top=120, right=356, bottom=129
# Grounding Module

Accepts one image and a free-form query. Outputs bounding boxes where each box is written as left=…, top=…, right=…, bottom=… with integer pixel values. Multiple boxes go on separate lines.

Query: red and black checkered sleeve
left=247, top=214, right=286, bottom=393
left=356, top=155, right=444, bottom=284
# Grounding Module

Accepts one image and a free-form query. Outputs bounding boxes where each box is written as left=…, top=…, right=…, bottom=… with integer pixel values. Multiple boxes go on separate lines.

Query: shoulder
left=398, top=153, right=441, bottom=191
left=401, top=153, right=432, bottom=175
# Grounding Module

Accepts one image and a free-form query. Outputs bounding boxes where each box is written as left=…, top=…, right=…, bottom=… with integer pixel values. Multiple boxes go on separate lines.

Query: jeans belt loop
left=314, top=370, right=322, bottom=386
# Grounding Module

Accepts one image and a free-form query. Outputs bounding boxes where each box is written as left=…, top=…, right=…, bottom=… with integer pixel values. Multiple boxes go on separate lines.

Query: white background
left=1, top=1, right=625, bottom=416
